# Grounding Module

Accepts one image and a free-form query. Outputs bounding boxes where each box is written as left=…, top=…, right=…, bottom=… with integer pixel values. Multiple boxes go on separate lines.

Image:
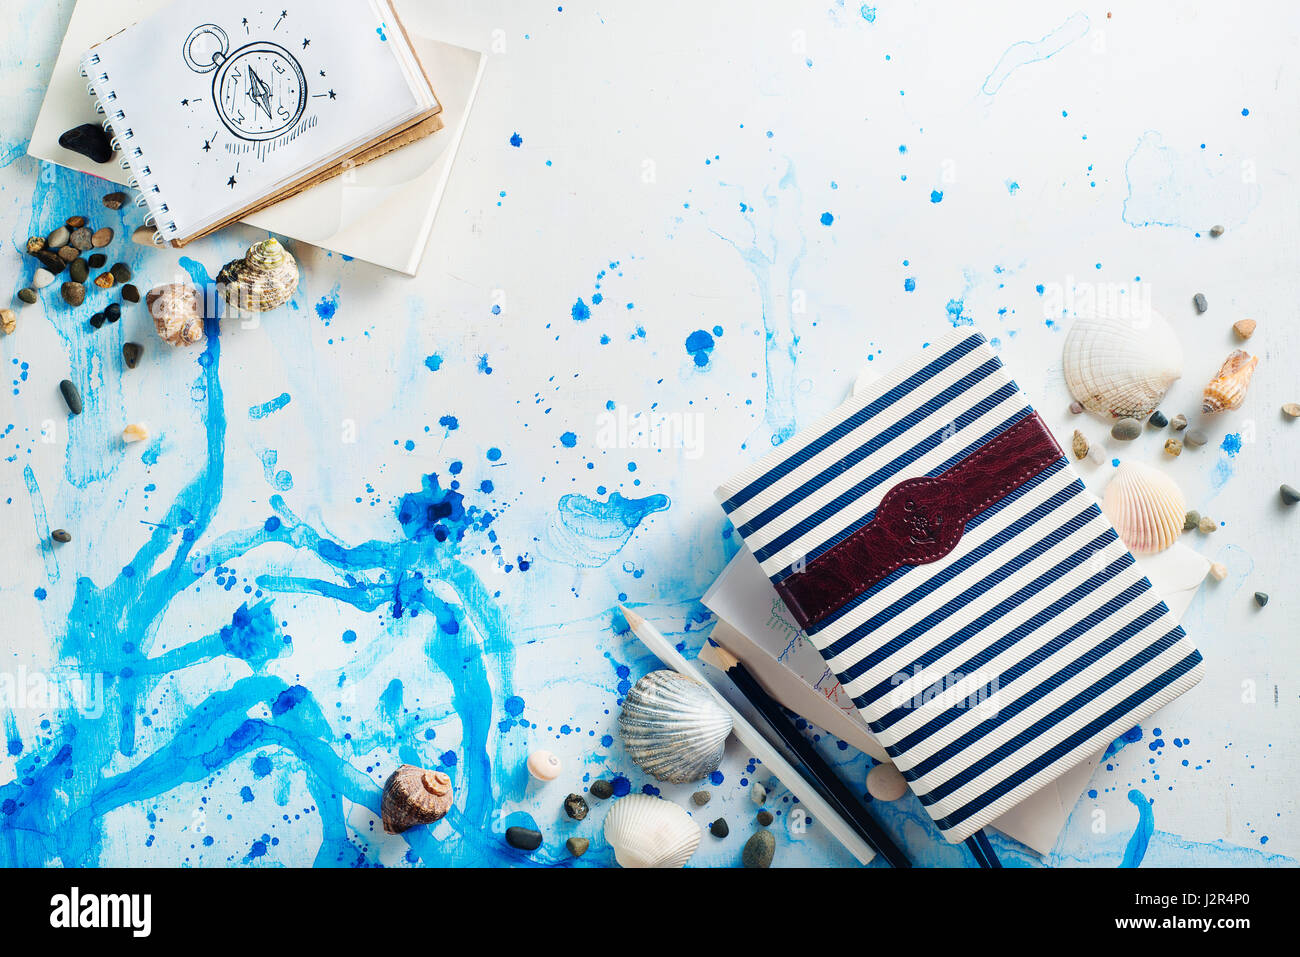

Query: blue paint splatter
left=981, top=12, right=1090, bottom=95
left=859, top=5, right=877, bottom=23
left=1120, top=790, right=1155, bottom=867
left=560, top=431, right=577, bottom=448
left=248, top=393, right=291, bottom=420
left=571, top=299, right=590, bottom=322
left=820, top=212, right=834, bottom=226
left=548, top=492, right=670, bottom=567
left=903, top=277, right=916, bottom=292
left=1220, top=433, right=1242, bottom=456
left=945, top=298, right=971, bottom=327
left=424, top=354, right=443, bottom=372
left=930, top=190, right=944, bottom=204
left=509, top=132, right=523, bottom=147
left=685, top=329, right=715, bottom=367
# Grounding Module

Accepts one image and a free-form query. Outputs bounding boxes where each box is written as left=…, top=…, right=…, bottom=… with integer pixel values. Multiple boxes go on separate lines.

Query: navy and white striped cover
left=716, top=329, right=1203, bottom=842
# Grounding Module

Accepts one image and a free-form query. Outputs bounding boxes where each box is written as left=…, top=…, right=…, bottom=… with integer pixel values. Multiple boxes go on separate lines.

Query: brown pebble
left=58, top=246, right=79, bottom=263
left=1170, top=413, right=1188, bottom=432
left=1233, top=319, right=1256, bottom=340
left=1163, top=438, right=1183, bottom=457
left=1283, top=403, right=1300, bottom=419
left=51, top=529, right=72, bottom=543
left=26, top=236, right=45, bottom=255
left=94, top=273, right=116, bottom=290
left=1069, top=400, right=1084, bottom=415
left=122, top=283, right=140, bottom=303
left=756, top=809, right=774, bottom=827
left=1071, top=429, right=1089, bottom=460
left=17, top=288, right=37, bottom=305
left=65, top=215, right=87, bottom=229
left=1209, top=224, right=1224, bottom=238
left=122, top=342, right=143, bottom=368
left=1198, top=516, right=1217, bottom=534
left=1184, top=510, right=1200, bottom=531
left=91, top=227, right=114, bottom=248
left=0, top=308, right=15, bottom=335
left=35, top=250, right=65, bottom=273
left=132, top=225, right=156, bottom=246
left=103, top=191, right=127, bottom=210
left=60, top=282, right=85, bottom=307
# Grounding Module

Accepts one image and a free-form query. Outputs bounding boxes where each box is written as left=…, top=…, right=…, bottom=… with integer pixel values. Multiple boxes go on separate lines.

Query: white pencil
left=619, top=605, right=877, bottom=866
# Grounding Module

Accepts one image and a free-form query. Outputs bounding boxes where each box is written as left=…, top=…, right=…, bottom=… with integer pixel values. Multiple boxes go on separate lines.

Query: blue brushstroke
left=23, top=464, right=59, bottom=584
left=1120, top=789, right=1155, bottom=867
left=248, top=393, right=291, bottom=420
left=981, top=13, right=1090, bottom=95
left=547, top=492, right=670, bottom=567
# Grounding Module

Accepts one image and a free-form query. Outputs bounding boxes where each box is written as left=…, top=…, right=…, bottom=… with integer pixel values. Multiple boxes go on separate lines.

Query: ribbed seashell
left=1102, top=462, right=1187, bottom=554
left=380, top=764, right=453, bottom=834
left=146, top=283, right=204, bottom=347
left=1062, top=310, right=1183, bottom=419
left=619, top=670, right=733, bottom=783
left=1201, top=349, right=1259, bottom=414
left=602, top=795, right=701, bottom=868
left=218, top=237, right=299, bottom=313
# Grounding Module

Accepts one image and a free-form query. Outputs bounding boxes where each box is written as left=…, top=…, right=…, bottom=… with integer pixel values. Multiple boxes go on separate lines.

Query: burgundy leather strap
left=774, top=414, right=1064, bottom=631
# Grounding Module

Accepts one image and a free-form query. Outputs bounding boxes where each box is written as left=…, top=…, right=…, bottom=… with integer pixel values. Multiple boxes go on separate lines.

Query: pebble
left=132, top=225, right=156, bottom=246
left=69, top=259, right=89, bottom=284
left=1185, top=430, right=1208, bottom=448
left=866, top=762, right=910, bottom=801
left=1209, top=224, right=1224, bottom=238
left=563, top=793, right=589, bottom=821
left=35, top=250, right=65, bottom=273
left=1283, top=403, right=1300, bottom=419
left=94, top=272, right=116, bottom=290
left=505, top=826, right=543, bottom=851
left=1069, top=401, right=1084, bottom=415
left=61, top=281, right=85, bottom=307
left=32, top=268, right=55, bottom=290
left=1111, top=418, right=1141, bottom=441
left=1087, top=444, right=1105, bottom=465
left=51, top=529, right=72, bottom=544
left=91, top=227, right=113, bottom=248
left=122, top=423, right=149, bottom=443
left=710, top=818, right=729, bottom=838
left=69, top=227, right=93, bottom=251
left=1147, top=410, right=1168, bottom=428
left=588, top=779, right=613, bottom=800
left=58, top=123, right=114, bottom=163
left=1209, top=562, right=1228, bottom=582
left=1193, top=293, right=1208, bottom=314
left=103, top=191, right=128, bottom=210
left=58, top=246, right=80, bottom=263
left=526, top=749, right=562, bottom=782
left=121, top=283, right=140, bottom=303
left=0, top=309, right=15, bottom=335
left=566, top=837, right=589, bottom=858
left=87, top=253, right=107, bottom=268
left=1254, top=592, right=1269, bottom=608
left=46, top=226, right=69, bottom=248
left=1071, top=429, right=1088, bottom=460
left=1280, top=484, right=1299, bottom=506
left=105, top=302, right=121, bottom=322
left=110, top=262, right=132, bottom=284
left=1171, top=413, right=1188, bottom=432
left=756, top=809, right=774, bottom=827
left=122, top=342, right=143, bottom=368
left=742, top=830, right=775, bottom=869
left=1233, top=318, right=1256, bottom=340
left=750, top=781, right=767, bottom=805
left=90, top=313, right=106, bottom=330
left=59, top=379, right=82, bottom=415
left=26, top=237, right=45, bottom=255
left=17, top=288, right=37, bottom=305
left=1163, top=438, right=1183, bottom=457
left=691, top=790, right=711, bottom=806
left=1198, top=516, right=1217, bottom=534
left=65, top=215, right=86, bottom=229
left=1184, top=510, right=1200, bottom=532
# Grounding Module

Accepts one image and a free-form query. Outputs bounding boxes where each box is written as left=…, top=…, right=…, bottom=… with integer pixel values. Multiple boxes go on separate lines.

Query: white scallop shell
left=618, top=670, right=733, bottom=783
left=1062, top=309, right=1183, bottom=419
left=603, top=795, right=701, bottom=868
left=1101, top=462, right=1186, bottom=554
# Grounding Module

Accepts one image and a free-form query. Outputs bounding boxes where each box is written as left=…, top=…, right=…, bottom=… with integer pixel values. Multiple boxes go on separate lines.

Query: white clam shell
left=526, top=749, right=562, bottom=781
left=603, top=795, right=701, bottom=868
left=1102, top=461, right=1186, bottom=555
left=1062, top=309, right=1183, bottom=419
left=619, top=670, right=733, bottom=783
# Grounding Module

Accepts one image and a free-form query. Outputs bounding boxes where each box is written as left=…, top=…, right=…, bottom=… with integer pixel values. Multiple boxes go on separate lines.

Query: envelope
left=28, top=0, right=485, bottom=275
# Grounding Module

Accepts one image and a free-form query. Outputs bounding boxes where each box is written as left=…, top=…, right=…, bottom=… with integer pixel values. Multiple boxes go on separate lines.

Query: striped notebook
left=716, top=329, right=1204, bottom=843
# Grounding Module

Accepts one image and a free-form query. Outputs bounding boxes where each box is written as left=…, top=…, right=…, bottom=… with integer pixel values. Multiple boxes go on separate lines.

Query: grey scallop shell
left=619, top=670, right=733, bottom=783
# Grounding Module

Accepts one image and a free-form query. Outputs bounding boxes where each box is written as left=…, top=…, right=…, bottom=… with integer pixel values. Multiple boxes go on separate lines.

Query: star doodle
left=327, top=89, right=336, bottom=100
left=302, top=38, right=311, bottom=49
left=227, top=175, right=237, bottom=188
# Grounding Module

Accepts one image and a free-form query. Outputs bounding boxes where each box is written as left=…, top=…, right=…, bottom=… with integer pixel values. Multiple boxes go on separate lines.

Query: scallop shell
left=1201, top=349, right=1259, bottom=414
left=381, top=764, right=453, bottom=834
left=1062, top=310, right=1183, bottom=419
left=218, top=237, right=298, bottom=313
left=618, top=670, right=733, bottom=784
left=146, top=283, right=204, bottom=347
left=1101, top=462, right=1187, bottom=554
left=602, top=795, right=701, bottom=868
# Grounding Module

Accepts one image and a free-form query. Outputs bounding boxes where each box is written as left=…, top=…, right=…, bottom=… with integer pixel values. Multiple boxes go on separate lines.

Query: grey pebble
left=566, top=837, right=589, bottom=857
left=1111, top=418, right=1142, bottom=441
left=1185, top=430, right=1208, bottom=448
left=588, top=779, right=613, bottom=800
left=563, top=793, right=589, bottom=821
left=505, top=826, right=543, bottom=851
left=69, top=259, right=89, bottom=284
left=59, top=379, right=82, bottom=415
left=17, top=288, right=37, bottom=305
left=51, top=529, right=72, bottom=544
left=1193, top=293, right=1208, bottom=314
left=691, top=790, right=711, bottom=806
left=46, top=226, right=69, bottom=248
left=742, top=830, right=775, bottom=868
left=69, top=227, right=93, bottom=251
left=1171, top=413, right=1188, bottom=432
left=61, top=281, right=85, bottom=307
left=111, top=262, right=132, bottom=284
left=1184, top=510, right=1201, bottom=532
left=1254, top=592, right=1269, bottom=608
left=710, top=818, right=729, bottom=838
left=756, top=809, right=774, bottom=827
left=1280, top=484, right=1299, bottom=506
left=1210, top=225, right=1224, bottom=238
left=1069, top=401, right=1084, bottom=415
left=1147, top=410, right=1168, bottom=428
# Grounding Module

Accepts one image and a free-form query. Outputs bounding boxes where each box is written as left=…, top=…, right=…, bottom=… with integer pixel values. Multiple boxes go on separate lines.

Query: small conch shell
left=146, top=283, right=204, bottom=347
left=1062, top=309, right=1183, bottom=419
left=1201, top=349, right=1259, bottom=413
left=218, top=237, right=299, bottom=313
left=380, top=764, right=453, bottom=834
left=1102, top=461, right=1187, bottom=554
left=619, top=670, right=733, bottom=784
left=603, top=795, right=701, bottom=868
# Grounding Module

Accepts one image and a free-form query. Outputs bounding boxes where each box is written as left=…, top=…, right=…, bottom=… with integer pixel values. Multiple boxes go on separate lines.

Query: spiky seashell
left=146, top=283, right=204, bottom=347
left=218, top=237, right=298, bottom=313
left=1201, top=349, right=1259, bottom=414
left=1062, top=310, right=1183, bottom=419
left=603, top=795, right=701, bottom=868
left=1102, top=462, right=1187, bottom=555
left=619, top=670, right=733, bottom=783
left=381, top=764, right=453, bottom=834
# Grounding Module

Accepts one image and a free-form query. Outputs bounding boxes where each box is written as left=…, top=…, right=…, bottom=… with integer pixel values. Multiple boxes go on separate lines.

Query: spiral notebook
left=79, top=0, right=442, bottom=247
left=716, top=328, right=1205, bottom=843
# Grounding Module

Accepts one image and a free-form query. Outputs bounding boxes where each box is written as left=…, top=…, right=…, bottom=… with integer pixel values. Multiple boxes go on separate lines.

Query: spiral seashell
left=1201, top=349, right=1259, bottom=414
left=218, top=237, right=299, bottom=313
left=380, top=764, right=453, bottom=834
left=619, top=670, right=733, bottom=784
left=1101, top=461, right=1187, bottom=555
left=146, top=283, right=204, bottom=347
left=602, top=795, right=701, bottom=868
left=1062, top=310, right=1183, bottom=419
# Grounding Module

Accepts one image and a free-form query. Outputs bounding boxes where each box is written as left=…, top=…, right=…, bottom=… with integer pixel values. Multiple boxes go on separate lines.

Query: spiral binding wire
left=80, top=53, right=170, bottom=245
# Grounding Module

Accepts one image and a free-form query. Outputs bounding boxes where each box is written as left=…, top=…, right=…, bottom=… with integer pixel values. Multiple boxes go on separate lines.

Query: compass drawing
left=184, top=23, right=307, bottom=142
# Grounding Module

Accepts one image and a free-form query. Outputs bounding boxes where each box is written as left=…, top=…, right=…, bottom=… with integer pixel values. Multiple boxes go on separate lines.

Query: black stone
left=505, top=826, right=543, bottom=851
left=111, top=262, right=133, bottom=283
left=709, top=818, right=729, bottom=838
left=59, top=379, right=82, bottom=415
left=1148, top=410, right=1168, bottom=428
left=88, top=253, right=107, bottom=268
left=563, top=793, right=589, bottom=821
left=588, top=779, right=613, bottom=800
left=121, top=284, right=140, bottom=303
left=89, top=313, right=105, bottom=329
left=122, top=342, right=143, bottom=369
left=58, top=123, right=114, bottom=164
left=35, top=250, right=65, bottom=274
left=105, top=302, right=121, bottom=321
left=1254, top=592, right=1269, bottom=608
